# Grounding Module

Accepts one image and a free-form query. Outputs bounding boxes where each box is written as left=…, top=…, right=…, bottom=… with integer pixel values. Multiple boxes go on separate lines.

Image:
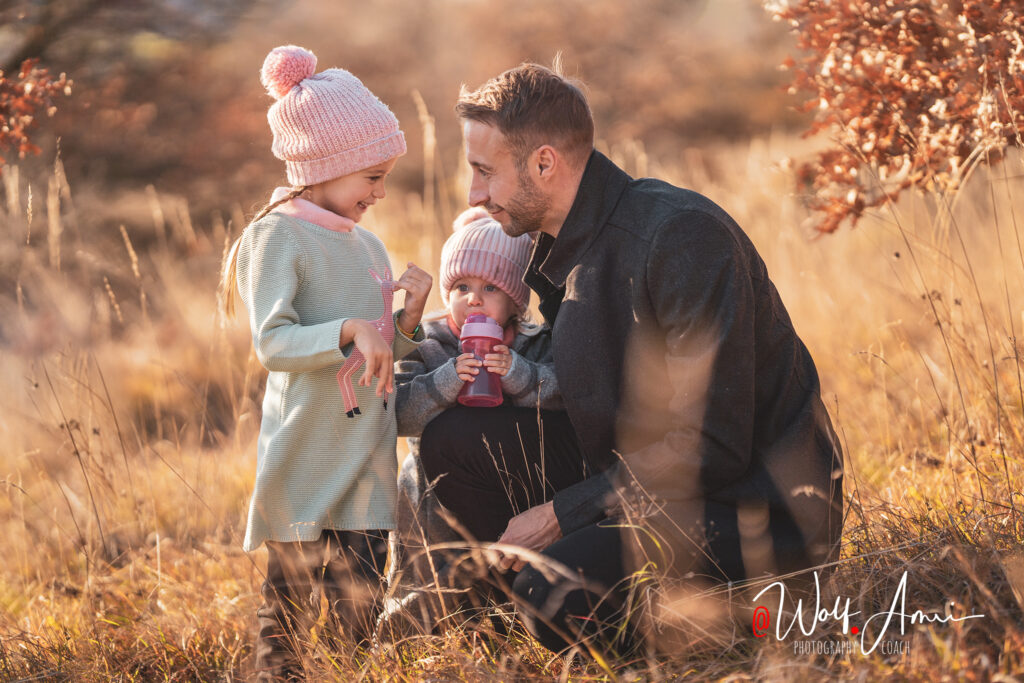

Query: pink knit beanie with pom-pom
left=441, top=207, right=533, bottom=314
left=261, top=45, right=406, bottom=186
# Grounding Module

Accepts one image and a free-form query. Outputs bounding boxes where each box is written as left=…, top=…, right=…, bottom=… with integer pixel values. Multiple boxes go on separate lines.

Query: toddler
left=385, top=208, right=583, bottom=622
left=395, top=206, right=561, bottom=434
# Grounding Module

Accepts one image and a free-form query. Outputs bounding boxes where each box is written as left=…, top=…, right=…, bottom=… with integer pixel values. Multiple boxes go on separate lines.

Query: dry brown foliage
left=770, top=0, right=1024, bottom=232
left=0, top=58, right=71, bottom=171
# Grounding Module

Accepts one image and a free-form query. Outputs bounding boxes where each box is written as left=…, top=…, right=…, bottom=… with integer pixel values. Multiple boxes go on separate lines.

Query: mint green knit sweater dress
left=236, top=212, right=420, bottom=551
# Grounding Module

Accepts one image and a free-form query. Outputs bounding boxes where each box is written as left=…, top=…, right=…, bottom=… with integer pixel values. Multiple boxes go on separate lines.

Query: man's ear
left=535, top=145, right=558, bottom=180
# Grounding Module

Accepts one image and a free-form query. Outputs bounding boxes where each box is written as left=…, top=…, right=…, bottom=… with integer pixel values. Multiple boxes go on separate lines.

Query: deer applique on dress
left=337, top=267, right=396, bottom=417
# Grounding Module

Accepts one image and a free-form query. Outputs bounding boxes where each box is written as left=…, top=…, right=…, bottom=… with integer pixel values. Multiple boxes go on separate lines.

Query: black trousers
left=419, top=405, right=591, bottom=542
left=254, top=529, right=388, bottom=681
left=419, top=405, right=825, bottom=655
left=419, top=405, right=633, bottom=653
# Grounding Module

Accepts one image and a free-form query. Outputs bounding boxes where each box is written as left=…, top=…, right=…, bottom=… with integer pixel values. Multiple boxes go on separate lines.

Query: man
left=416, top=62, right=843, bottom=654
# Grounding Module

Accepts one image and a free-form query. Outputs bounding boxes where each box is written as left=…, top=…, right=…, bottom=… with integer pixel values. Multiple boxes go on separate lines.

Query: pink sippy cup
left=457, top=313, right=504, bottom=407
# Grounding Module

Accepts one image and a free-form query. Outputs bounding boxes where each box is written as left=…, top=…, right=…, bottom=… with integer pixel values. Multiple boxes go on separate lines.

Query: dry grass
left=2, top=135, right=1024, bottom=680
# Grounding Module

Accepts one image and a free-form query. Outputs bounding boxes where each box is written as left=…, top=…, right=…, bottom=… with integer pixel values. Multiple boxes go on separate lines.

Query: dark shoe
left=254, top=606, right=304, bottom=681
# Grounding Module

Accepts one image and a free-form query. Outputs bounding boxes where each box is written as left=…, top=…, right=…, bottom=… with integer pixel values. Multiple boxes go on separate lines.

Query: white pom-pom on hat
left=261, top=45, right=317, bottom=100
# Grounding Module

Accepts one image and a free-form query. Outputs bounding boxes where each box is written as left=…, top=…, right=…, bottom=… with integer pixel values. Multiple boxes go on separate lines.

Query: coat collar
left=529, top=150, right=631, bottom=287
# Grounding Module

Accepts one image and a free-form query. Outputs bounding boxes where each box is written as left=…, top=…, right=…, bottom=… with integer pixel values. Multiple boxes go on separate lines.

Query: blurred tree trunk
left=1, top=0, right=105, bottom=74
left=1, top=0, right=262, bottom=74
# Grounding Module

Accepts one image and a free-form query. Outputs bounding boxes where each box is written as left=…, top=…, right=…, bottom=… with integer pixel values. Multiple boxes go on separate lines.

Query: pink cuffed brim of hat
left=442, top=247, right=531, bottom=313
left=285, top=130, right=407, bottom=187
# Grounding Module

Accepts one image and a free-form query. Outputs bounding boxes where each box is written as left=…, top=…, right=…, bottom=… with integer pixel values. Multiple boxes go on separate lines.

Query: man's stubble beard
left=500, top=166, right=551, bottom=238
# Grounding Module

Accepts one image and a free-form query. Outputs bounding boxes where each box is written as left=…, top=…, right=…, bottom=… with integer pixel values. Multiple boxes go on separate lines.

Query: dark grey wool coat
left=535, top=151, right=843, bottom=578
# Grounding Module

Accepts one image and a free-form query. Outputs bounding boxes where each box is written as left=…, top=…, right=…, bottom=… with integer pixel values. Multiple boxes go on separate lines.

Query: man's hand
left=494, top=500, right=561, bottom=572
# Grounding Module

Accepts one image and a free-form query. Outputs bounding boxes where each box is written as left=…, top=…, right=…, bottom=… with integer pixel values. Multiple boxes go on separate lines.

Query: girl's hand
left=394, top=262, right=433, bottom=334
left=346, top=319, right=394, bottom=396
left=454, top=352, right=481, bottom=383
left=483, top=345, right=513, bottom=377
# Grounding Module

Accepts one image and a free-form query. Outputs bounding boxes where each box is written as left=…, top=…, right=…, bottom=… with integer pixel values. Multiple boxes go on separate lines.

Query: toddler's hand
left=455, top=352, right=481, bottom=383
left=350, top=320, right=394, bottom=395
left=394, top=262, right=432, bottom=334
left=483, top=345, right=513, bottom=377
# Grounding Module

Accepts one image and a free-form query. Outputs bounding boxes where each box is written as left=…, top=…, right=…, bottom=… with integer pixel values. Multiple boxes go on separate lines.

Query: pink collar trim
left=269, top=187, right=356, bottom=233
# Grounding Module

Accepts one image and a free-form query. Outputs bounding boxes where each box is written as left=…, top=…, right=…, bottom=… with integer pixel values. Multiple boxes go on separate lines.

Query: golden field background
left=3, top=0, right=1024, bottom=679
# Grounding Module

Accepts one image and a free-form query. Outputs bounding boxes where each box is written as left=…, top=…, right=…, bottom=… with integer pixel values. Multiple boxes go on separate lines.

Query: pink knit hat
left=441, top=207, right=533, bottom=313
left=261, top=45, right=406, bottom=186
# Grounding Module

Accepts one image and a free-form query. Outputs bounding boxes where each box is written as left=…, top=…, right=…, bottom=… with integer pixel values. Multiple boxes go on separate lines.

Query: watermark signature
left=750, top=570, right=985, bottom=655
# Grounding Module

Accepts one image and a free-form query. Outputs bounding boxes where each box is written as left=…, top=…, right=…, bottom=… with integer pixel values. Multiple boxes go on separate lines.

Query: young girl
left=220, top=46, right=431, bottom=677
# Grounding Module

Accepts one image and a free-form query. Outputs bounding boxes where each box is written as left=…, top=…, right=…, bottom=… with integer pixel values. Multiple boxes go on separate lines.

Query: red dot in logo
left=851, top=626, right=860, bottom=635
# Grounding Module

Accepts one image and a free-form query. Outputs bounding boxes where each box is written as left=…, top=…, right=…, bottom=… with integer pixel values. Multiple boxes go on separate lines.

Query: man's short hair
left=456, top=62, right=594, bottom=170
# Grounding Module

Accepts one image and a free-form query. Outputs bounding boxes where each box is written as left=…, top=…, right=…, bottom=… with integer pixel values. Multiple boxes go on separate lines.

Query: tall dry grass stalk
left=3, top=164, right=20, bottom=219
left=1, top=137, right=1024, bottom=679
left=145, top=183, right=167, bottom=248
